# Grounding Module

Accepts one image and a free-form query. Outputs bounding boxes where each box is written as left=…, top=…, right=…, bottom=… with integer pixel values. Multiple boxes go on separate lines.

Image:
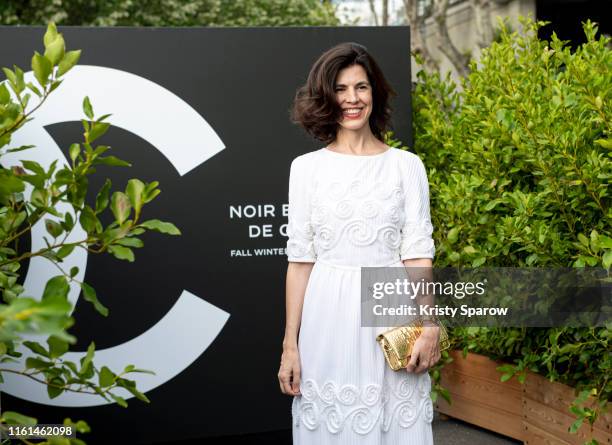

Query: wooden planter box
left=435, top=350, right=524, bottom=440
left=435, top=350, right=612, bottom=445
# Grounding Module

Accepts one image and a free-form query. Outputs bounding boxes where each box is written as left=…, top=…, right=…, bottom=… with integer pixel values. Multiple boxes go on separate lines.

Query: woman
left=278, top=42, right=441, bottom=444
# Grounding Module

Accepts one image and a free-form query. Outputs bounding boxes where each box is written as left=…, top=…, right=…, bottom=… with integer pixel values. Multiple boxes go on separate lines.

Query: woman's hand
left=405, top=326, right=441, bottom=374
left=278, top=346, right=301, bottom=395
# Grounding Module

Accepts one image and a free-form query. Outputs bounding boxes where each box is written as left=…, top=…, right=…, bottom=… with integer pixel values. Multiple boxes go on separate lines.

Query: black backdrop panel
left=0, top=26, right=412, bottom=444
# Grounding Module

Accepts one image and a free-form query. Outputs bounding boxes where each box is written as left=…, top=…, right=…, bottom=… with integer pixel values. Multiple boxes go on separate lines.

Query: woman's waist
left=314, top=257, right=404, bottom=271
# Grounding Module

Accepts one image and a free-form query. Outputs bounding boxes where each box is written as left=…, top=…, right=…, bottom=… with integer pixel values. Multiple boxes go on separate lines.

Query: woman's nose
left=346, top=88, right=358, bottom=103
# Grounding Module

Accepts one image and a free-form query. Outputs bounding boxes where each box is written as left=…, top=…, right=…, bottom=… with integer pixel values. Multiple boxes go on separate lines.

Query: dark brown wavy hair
left=290, top=42, right=397, bottom=145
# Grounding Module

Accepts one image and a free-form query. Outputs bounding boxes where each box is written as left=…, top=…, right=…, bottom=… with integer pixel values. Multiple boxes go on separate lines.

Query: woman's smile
left=342, top=107, right=364, bottom=119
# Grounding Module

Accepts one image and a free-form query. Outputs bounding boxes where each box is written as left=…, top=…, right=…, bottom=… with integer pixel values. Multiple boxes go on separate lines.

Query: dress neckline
left=322, top=145, right=392, bottom=158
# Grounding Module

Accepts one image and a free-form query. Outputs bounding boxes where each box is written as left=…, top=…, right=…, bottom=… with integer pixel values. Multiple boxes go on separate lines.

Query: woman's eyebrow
left=334, top=80, right=370, bottom=87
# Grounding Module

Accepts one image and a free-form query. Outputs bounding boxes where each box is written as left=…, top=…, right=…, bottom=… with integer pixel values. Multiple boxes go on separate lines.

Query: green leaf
left=63, top=418, right=91, bottom=434
left=568, top=417, right=584, bottom=434
left=21, top=160, right=47, bottom=177
left=79, top=342, right=95, bottom=375
left=57, top=49, right=81, bottom=77
left=44, top=33, right=65, bottom=65
left=26, top=81, right=42, bottom=97
left=46, top=436, right=71, bottom=445
left=69, top=143, right=80, bottom=163
left=0, top=83, right=10, bottom=104
left=463, top=245, right=477, bottom=255
left=139, top=219, right=181, bottom=235
left=79, top=205, right=100, bottom=233
left=80, top=282, right=109, bottom=317
left=42, top=276, right=69, bottom=301
left=1, top=411, right=37, bottom=425
left=447, top=227, right=459, bottom=244
left=99, top=366, right=115, bottom=388
left=63, top=211, right=74, bottom=231
left=110, top=393, right=128, bottom=408
left=2, top=68, right=22, bottom=93
left=115, top=237, right=144, bottom=248
left=594, top=138, right=612, bottom=149
left=49, top=78, right=62, bottom=93
left=93, top=144, right=110, bottom=157
left=93, top=155, right=131, bottom=167
left=57, top=244, right=75, bottom=259
left=95, top=179, right=112, bottom=213
left=110, top=191, right=131, bottom=225
left=47, top=335, right=69, bottom=358
left=23, top=341, right=50, bottom=357
left=45, top=218, right=64, bottom=238
left=122, top=383, right=150, bottom=403
left=603, top=250, right=612, bottom=269
left=574, top=257, right=586, bottom=267
left=87, top=121, right=110, bottom=143
left=13, top=65, right=25, bottom=92
left=126, top=179, right=145, bottom=218
left=143, top=181, right=160, bottom=203
left=82, top=96, right=94, bottom=120
left=96, top=113, right=112, bottom=122
left=31, top=51, right=52, bottom=87
left=43, top=22, right=59, bottom=47
left=599, top=235, right=612, bottom=249
left=438, top=387, right=451, bottom=404
left=0, top=170, right=25, bottom=203
left=496, top=364, right=515, bottom=373
left=2, top=67, right=17, bottom=89
left=122, top=365, right=155, bottom=375
left=26, top=357, right=53, bottom=370
left=47, top=376, right=65, bottom=399
left=108, top=245, right=135, bottom=262
left=471, top=256, right=486, bottom=267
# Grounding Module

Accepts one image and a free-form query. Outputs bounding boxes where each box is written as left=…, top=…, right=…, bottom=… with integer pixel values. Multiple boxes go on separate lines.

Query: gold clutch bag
left=376, top=320, right=450, bottom=371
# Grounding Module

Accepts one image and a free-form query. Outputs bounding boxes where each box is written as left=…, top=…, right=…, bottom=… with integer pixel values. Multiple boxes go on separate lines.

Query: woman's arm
left=403, top=257, right=441, bottom=374
left=283, top=262, right=314, bottom=349
left=402, top=257, right=435, bottom=310
left=279, top=261, right=314, bottom=395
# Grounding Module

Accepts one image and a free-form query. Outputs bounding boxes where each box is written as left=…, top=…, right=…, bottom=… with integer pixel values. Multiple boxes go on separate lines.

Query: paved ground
left=157, top=411, right=522, bottom=444
left=432, top=411, right=521, bottom=445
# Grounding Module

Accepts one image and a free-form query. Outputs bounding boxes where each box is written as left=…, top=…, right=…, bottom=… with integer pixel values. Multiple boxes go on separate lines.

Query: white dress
left=286, top=146, right=436, bottom=445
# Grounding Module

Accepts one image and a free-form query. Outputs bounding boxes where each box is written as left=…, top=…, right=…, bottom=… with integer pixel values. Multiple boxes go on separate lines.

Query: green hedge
left=393, top=17, right=610, bottom=442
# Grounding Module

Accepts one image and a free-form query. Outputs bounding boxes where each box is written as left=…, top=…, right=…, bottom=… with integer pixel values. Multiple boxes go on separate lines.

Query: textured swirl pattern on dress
left=399, top=220, right=435, bottom=259
left=293, top=374, right=433, bottom=434
left=286, top=219, right=315, bottom=259
left=310, top=177, right=405, bottom=254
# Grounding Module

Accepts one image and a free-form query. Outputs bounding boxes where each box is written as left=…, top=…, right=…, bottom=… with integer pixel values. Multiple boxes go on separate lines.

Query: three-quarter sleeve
left=400, top=154, right=435, bottom=260
left=286, top=157, right=316, bottom=262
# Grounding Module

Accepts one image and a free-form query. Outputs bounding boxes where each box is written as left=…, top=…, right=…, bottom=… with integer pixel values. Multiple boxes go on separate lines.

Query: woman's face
left=334, top=64, right=373, bottom=132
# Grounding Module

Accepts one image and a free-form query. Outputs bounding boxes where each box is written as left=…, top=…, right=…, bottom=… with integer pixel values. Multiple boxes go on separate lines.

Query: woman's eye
left=334, top=86, right=367, bottom=92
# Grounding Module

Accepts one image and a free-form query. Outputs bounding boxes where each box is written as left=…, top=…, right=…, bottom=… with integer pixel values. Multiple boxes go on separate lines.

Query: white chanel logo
left=0, top=65, right=230, bottom=407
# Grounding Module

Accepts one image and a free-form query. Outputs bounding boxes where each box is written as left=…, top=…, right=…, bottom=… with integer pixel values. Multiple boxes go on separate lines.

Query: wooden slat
left=522, top=421, right=573, bottom=445
left=524, top=372, right=611, bottom=444
left=445, top=350, right=522, bottom=387
left=440, top=367, right=522, bottom=414
left=437, top=352, right=524, bottom=440
left=523, top=397, right=612, bottom=445
left=437, top=392, right=524, bottom=440
left=525, top=372, right=612, bottom=432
